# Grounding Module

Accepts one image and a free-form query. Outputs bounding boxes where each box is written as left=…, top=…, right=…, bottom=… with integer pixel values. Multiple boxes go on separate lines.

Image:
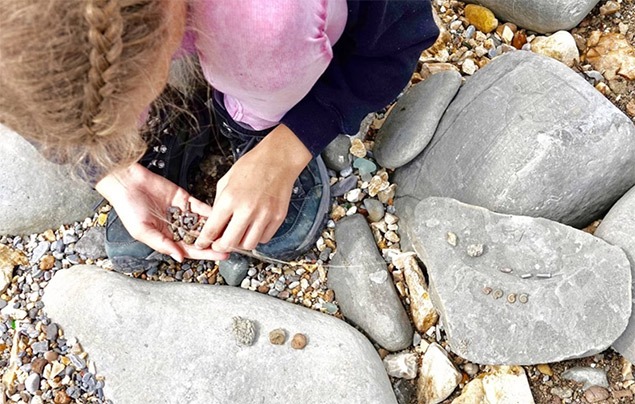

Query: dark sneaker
left=105, top=88, right=214, bottom=272
left=211, top=92, right=331, bottom=261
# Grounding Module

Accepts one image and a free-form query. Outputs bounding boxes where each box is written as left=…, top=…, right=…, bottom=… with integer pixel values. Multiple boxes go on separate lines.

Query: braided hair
left=0, top=0, right=176, bottom=181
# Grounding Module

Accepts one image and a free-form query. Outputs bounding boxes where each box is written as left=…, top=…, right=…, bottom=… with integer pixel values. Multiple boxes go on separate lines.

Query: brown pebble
left=324, top=289, right=335, bottom=303
left=31, top=357, right=48, bottom=375
left=269, top=329, right=286, bottom=345
left=583, top=386, right=610, bottom=403
left=291, top=333, right=308, bottom=350
left=54, top=390, right=72, bottom=404
left=257, top=284, right=270, bottom=294
left=377, top=348, right=390, bottom=359
left=39, top=255, right=55, bottom=270
left=512, top=31, right=527, bottom=49
left=43, top=351, right=59, bottom=362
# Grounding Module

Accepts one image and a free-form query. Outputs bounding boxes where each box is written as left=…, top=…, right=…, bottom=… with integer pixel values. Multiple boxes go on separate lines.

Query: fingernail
left=170, top=254, right=182, bottom=263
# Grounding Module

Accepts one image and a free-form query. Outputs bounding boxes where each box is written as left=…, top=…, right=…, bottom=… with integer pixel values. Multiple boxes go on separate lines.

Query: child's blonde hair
left=0, top=0, right=175, bottom=179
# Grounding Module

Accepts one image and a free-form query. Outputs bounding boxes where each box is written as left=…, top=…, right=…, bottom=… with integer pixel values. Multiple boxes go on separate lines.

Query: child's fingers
left=181, top=244, right=229, bottom=261
left=195, top=199, right=232, bottom=249
left=139, top=228, right=185, bottom=263
left=212, top=213, right=251, bottom=253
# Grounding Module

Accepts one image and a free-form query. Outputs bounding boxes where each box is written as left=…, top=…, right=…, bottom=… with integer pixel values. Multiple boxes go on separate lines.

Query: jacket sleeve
left=280, top=0, right=439, bottom=156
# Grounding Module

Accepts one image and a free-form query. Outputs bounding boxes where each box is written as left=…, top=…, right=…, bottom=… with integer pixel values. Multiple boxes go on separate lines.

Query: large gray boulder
left=328, top=214, right=413, bottom=351
left=465, top=0, right=600, bottom=33
left=405, top=197, right=631, bottom=365
left=394, top=51, right=635, bottom=228
left=43, top=266, right=397, bottom=404
left=374, top=70, right=462, bottom=169
left=0, top=125, right=101, bottom=235
left=595, top=186, right=635, bottom=364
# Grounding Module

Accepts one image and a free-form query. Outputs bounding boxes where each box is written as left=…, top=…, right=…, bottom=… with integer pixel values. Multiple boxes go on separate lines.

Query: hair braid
left=82, top=0, right=124, bottom=137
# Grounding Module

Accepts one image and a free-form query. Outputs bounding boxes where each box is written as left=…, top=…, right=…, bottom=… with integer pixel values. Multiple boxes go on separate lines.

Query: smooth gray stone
left=595, top=186, right=635, bottom=363
left=43, top=266, right=398, bottom=404
left=561, top=367, right=609, bottom=390
left=0, top=125, right=101, bottom=236
left=74, top=227, right=107, bottom=259
left=407, top=197, right=631, bottom=365
left=465, top=0, right=600, bottom=33
left=322, top=134, right=352, bottom=172
left=218, top=253, right=250, bottom=286
left=374, top=71, right=462, bottom=169
left=328, top=214, right=413, bottom=351
left=394, top=52, right=635, bottom=228
left=363, top=198, right=385, bottom=223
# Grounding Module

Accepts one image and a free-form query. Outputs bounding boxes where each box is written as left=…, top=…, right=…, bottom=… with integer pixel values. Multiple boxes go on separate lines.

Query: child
left=0, top=0, right=439, bottom=267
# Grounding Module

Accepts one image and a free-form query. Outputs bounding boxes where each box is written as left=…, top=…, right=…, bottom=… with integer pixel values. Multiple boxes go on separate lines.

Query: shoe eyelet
left=292, top=186, right=299, bottom=195
left=159, top=145, right=168, bottom=153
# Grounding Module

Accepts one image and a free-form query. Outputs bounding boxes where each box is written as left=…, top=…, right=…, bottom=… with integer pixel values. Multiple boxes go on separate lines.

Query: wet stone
left=403, top=197, right=631, bottom=365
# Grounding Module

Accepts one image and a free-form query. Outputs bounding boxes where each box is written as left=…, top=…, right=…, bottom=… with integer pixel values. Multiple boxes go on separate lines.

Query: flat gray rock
left=219, top=253, right=250, bottom=286
left=465, top=0, right=600, bottom=33
left=74, top=227, right=107, bottom=259
left=328, top=214, right=413, bottom=351
left=394, top=51, right=635, bottom=228
left=595, top=186, right=635, bottom=364
left=43, top=266, right=397, bottom=404
left=407, top=197, right=631, bottom=365
left=0, top=125, right=101, bottom=236
left=374, top=71, right=462, bottom=169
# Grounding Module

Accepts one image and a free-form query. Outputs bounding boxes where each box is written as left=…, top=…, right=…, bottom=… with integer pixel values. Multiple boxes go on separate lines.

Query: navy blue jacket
left=281, top=0, right=439, bottom=156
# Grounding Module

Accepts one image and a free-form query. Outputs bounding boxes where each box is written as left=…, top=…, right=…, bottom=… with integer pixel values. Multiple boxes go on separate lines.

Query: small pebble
left=466, top=244, right=484, bottom=257
left=268, top=329, right=286, bottom=345
left=291, top=333, right=308, bottom=350
left=25, top=373, right=40, bottom=394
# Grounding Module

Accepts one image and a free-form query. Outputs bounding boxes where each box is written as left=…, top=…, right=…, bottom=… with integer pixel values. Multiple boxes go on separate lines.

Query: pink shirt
left=183, top=0, right=348, bottom=130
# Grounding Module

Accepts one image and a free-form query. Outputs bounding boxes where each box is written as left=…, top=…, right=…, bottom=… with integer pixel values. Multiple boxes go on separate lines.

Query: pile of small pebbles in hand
left=166, top=205, right=205, bottom=245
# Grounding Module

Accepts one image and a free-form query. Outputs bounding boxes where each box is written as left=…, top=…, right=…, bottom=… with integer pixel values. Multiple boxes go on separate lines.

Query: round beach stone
left=394, top=51, right=635, bottom=228
left=374, top=71, right=462, bottom=169
left=464, top=0, right=601, bottom=33
left=404, top=197, right=631, bottom=365
left=43, top=266, right=398, bottom=404
left=0, top=125, right=100, bottom=236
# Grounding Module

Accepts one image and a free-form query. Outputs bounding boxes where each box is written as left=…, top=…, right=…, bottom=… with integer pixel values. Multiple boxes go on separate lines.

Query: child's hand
left=96, top=163, right=229, bottom=262
left=195, top=124, right=312, bottom=253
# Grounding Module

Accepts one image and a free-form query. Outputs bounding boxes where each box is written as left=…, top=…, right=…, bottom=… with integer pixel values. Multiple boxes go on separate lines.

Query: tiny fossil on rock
left=499, top=267, right=513, bottom=274
left=492, top=289, right=504, bottom=299
left=446, top=231, right=458, bottom=247
left=466, top=243, right=484, bottom=257
left=518, top=293, right=529, bottom=304
left=482, top=286, right=492, bottom=295
left=507, top=293, right=517, bottom=304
